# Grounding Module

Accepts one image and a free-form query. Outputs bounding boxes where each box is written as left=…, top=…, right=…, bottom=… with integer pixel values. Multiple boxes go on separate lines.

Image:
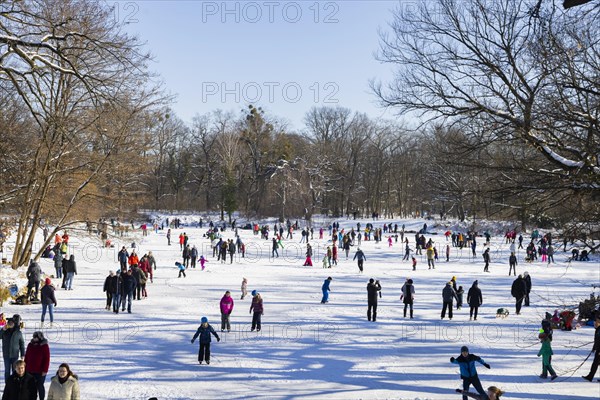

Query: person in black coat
left=400, top=279, right=415, bottom=318
left=523, top=272, right=532, bottom=306
left=366, top=279, right=382, bottom=322
left=103, top=271, right=116, bottom=310
left=120, top=270, right=137, bottom=313
left=511, top=275, right=528, bottom=315
left=2, top=359, right=37, bottom=400
left=467, top=281, right=483, bottom=321
left=582, top=313, right=600, bottom=382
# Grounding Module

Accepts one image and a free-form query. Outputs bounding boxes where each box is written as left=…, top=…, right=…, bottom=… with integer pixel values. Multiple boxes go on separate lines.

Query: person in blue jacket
left=451, top=346, right=491, bottom=400
left=191, top=317, right=220, bottom=365
left=321, top=277, right=332, bottom=303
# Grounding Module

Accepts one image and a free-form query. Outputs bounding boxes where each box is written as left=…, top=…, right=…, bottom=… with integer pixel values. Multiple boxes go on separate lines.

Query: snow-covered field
left=1, top=216, right=599, bottom=400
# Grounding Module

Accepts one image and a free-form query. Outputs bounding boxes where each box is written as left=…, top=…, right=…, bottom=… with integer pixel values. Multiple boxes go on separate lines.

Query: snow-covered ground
left=1, top=216, right=599, bottom=400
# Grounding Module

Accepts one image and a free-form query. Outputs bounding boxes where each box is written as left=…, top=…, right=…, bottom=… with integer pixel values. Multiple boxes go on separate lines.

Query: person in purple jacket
left=220, top=291, right=234, bottom=332
left=249, top=290, right=263, bottom=332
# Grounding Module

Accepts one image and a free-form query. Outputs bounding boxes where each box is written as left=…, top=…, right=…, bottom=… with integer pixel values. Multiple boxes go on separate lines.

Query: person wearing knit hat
left=451, top=346, right=491, bottom=400
left=191, top=317, right=220, bottom=365
left=40, top=277, right=57, bottom=327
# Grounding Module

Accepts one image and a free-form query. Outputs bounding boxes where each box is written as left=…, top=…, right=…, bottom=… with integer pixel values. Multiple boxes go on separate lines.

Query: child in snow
left=241, top=278, right=248, bottom=300
left=455, top=386, right=504, bottom=400
left=451, top=346, right=491, bottom=400
left=199, top=255, right=207, bottom=270
left=176, top=261, right=186, bottom=278
left=321, top=277, right=332, bottom=303
left=537, top=330, right=557, bottom=380
left=249, top=290, right=263, bottom=331
left=191, top=317, right=220, bottom=365
left=412, top=256, right=417, bottom=271
left=388, top=236, right=393, bottom=247
left=456, top=286, right=464, bottom=310
left=322, top=254, right=330, bottom=269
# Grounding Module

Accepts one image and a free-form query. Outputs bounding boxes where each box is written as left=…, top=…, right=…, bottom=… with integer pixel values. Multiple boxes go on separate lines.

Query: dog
left=496, top=308, right=510, bottom=318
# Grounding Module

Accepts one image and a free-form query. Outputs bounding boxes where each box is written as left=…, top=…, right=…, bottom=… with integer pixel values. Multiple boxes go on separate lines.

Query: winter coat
left=509, top=254, right=517, bottom=265
left=592, top=325, right=600, bottom=354
left=147, top=254, right=157, bottom=269
left=467, top=283, right=482, bottom=307
left=26, top=262, right=42, bottom=284
left=400, top=282, right=415, bottom=304
left=0, top=326, right=25, bottom=359
left=442, top=284, right=458, bottom=303
left=1, top=372, right=37, bottom=400
left=41, top=284, right=57, bottom=306
left=426, top=247, right=435, bottom=260
left=511, top=277, right=527, bottom=299
left=128, top=254, right=139, bottom=266
left=366, top=282, right=381, bottom=304
left=53, top=252, right=63, bottom=269
left=353, top=250, right=366, bottom=262
left=191, top=247, right=198, bottom=259
left=250, top=296, right=264, bottom=314
left=182, top=247, right=191, bottom=259
left=451, top=354, right=486, bottom=379
left=322, top=279, right=331, bottom=292
left=47, top=375, right=80, bottom=400
left=524, top=274, right=532, bottom=293
left=191, top=323, right=220, bottom=344
left=64, top=256, right=77, bottom=274
left=220, top=295, right=234, bottom=315
left=104, top=275, right=118, bottom=294
left=482, top=250, right=490, bottom=262
left=24, top=339, right=50, bottom=374
left=121, top=274, right=136, bottom=294
left=118, top=249, right=129, bottom=263
left=130, top=266, right=143, bottom=285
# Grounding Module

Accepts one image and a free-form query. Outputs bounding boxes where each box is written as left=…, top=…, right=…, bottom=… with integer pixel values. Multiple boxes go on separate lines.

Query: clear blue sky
left=116, top=1, right=400, bottom=130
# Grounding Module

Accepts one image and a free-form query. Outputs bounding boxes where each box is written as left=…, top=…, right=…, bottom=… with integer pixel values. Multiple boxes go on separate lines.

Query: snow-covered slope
left=1, top=217, right=598, bottom=399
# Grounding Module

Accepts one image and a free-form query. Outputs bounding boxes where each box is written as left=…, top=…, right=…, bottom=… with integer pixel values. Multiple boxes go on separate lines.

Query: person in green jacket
left=537, top=330, right=557, bottom=380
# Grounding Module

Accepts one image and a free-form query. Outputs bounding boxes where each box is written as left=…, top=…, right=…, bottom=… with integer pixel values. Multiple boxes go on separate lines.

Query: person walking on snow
left=467, top=281, right=482, bottom=321
left=511, top=275, right=527, bottom=315
left=353, top=248, right=366, bottom=273
left=199, top=255, right=207, bottom=270
left=400, top=278, right=415, bottom=318
left=482, top=248, right=491, bottom=273
left=24, top=331, right=50, bottom=400
left=451, top=346, right=491, bottom=400
left=582, top=312, right=600, bottom=382
left=219, top=291, right=234, bottom=332
left=40, top=278, right=57, bottom=327
left=249, top=291, right=263, bottom=331
left=321, top=277, right=332, bottom=304
left=241, top=278, right=248, bottom=300
left=537, top=330, right=557, bottom=380
left=441, top=282, right=459, bottom=320
left=508, top=252, right=517, bottom=276
left=191, top=317, right=220, bottom=365
left=366, top=278, right=381, bottom=322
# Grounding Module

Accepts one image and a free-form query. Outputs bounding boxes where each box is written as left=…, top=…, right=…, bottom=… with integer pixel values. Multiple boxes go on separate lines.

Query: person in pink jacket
left=220, top=291, right=234, bottom=332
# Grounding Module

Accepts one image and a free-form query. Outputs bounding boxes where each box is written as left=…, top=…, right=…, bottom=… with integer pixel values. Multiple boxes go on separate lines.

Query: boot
left=539, top=374, right=547, bottom=379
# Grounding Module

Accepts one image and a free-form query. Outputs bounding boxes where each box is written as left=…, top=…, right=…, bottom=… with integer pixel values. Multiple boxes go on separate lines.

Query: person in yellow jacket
left=426, top=245, right=435, bottom=269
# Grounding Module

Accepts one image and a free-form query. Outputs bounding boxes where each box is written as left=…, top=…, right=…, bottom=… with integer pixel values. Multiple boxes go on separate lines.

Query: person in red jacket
left=128, top=252, right=139, bottom=267
left=24, top=331, right=50, bottom=400
left=179, top=233, right=185, bottom=250
left=139, top=255, right=153, bottom=283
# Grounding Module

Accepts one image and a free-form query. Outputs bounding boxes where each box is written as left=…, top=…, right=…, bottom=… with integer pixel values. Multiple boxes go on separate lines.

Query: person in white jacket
left=47, top=363, right=80, bottom=400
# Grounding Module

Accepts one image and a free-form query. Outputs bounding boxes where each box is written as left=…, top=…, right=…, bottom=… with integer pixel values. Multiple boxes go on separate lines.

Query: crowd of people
left=2, top=216, right=598, bottom=399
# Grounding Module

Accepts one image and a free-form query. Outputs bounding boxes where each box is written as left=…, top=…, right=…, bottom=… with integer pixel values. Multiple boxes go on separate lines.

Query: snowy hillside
left=0, top=216, right=599, bottom=400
